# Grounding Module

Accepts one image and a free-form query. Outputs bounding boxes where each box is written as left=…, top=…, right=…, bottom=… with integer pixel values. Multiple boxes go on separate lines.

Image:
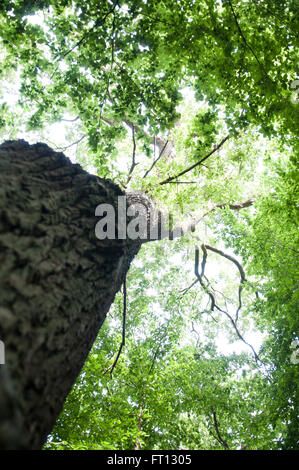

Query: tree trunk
left=0, top=140, right=144, bottom=449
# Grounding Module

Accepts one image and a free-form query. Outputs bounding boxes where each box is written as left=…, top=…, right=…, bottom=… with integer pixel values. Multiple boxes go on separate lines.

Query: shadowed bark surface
left=0, top=140, right=144, bottom=449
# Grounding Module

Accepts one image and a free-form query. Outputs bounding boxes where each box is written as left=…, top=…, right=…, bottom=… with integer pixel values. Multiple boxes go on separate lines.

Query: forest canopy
left=0, top=0, right=298, bottom=450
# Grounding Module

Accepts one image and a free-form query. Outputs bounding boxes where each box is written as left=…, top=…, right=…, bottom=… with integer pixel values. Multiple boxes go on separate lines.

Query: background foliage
left=0, top=0, right=298, bottom=450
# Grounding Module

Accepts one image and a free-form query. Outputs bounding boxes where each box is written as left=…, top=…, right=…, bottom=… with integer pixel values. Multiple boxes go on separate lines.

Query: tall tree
left=0, top=139, right=160, bottom=449
left=0, top=0, right=297, bottom=450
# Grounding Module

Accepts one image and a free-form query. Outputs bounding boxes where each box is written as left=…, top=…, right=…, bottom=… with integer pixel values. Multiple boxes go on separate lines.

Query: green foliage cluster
left=213, top=156, right=299, bottom=449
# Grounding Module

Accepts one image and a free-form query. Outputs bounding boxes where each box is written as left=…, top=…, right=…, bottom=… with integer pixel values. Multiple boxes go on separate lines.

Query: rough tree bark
left=0, top=140, right=151, bottom=449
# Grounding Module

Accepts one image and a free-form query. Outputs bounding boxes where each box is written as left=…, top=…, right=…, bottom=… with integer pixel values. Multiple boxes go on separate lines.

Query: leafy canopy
left=0, top=0, right=298, bottom=450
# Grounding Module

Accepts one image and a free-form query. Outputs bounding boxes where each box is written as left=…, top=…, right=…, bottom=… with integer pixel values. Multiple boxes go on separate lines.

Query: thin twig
left=195, top=246, right=216, bottom=311
left=126, top=125, right=138, bottom=186
left=179, top=279, right=199, bottom=296
left=164, top=181, right=199, bottom=184
left=204, top=244, right=246, bottom=322
left=214, top=302, right=260, bottom=362
left=204, top=244, right=246, bottom=282
left=143, top=140, right=169, bottom=178
left=191, top=322, right=201, bottom=347
left=194, top=246, right=260, bottom=362
left=159, top=135, right=230, bottom=185
left=147, top=320, right=171, bottom=376
left=102, top=9, right=117, bottom=111
left=200, top=244, right=208, bottom=277
left=61, top=116, right=80, bottom=123
left=103, top=278, right=127, bottom=378
left=227, top=0, right=274, bottom=85
left=100, top=114, right=168, bottom=157
left=211, top=409, right=230, bottom=449
left=50, top=2, right=119, bottom=79
left=187, top=198, right=255, bottom=237
left=56, top=134, right=87, bottom=151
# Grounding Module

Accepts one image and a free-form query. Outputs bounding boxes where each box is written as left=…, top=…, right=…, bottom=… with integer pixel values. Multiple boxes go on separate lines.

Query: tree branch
left=195, top=246, right=216, bottom=311
left=227, top=0, right=274, bottom=85
left=187, top=198, right=255, bottom=239
left=179, top=279, right=199, bottom=297
left=147, top=320, right=171, bottom=376
left=100, top=115, right=169, bottom=160
left=159, top=135, right=230, bottom=185
left=126, top=125, right=138, bottom=186
left=194, top=245, right=260, bottom=362
left=50, top=2, right=119, bottom=79
left=203, top=244, right=251, bottom=322
left=103, top=278, right=127, bottom=378
left=143, top=140, right=169, bottom=178
left=61, top=116, right=80, bottom=123
left=214, top=301, right=260, bottom=362
left=211, top=408, right=230, bottom=449
left=56, top=135, right=87, bottom=151
left=204, top=244, right=246, bottom=283
left=163, top=181, right=199, bottom=184
left=54, top=3, right=118, bottom=63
